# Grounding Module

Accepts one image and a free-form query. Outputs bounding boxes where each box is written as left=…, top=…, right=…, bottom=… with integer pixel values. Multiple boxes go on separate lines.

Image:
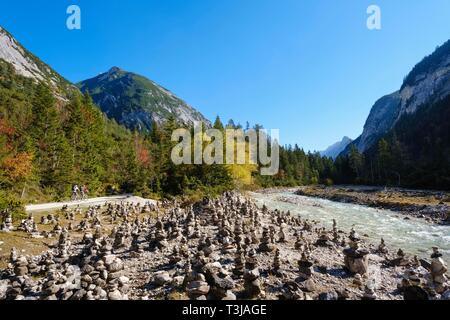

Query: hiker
left=81, top=185, right=89, bottom=200
left=72, top=184, right=80, bottom=201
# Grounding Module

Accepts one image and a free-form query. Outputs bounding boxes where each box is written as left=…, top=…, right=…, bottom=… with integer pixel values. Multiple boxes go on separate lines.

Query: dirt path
left=25, top=195, right=158, bottom=213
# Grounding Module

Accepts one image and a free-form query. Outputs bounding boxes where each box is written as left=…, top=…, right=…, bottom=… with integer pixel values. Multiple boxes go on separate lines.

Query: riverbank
left=1, top=192, right=449, bottom=300
left=295, top=185, right=450, bottom=224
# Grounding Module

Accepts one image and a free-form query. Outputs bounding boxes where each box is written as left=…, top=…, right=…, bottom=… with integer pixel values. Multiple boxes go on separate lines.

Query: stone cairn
left=243, top=266, right=262, bottom=299
left=343, top=228, right=369, bottom=275
left=298, top=251, right=314, bottom=280
left=233, top=245, right=245, bottom=277
left=2, top=191, right=448, bottom=301
left=377, top=238, right=388, bottom=254
left=391, top=248, right=410, bottom=267
left=429, top=247, right=448, bottom=294
left=332, top=219, right=340, bottom=244
left=1, top=210, right=14, bottom=232
left=55, top=229, right=71, bottom=262
left=258, top=227, right=275, bottom=252
left=315, top=228, right=333, bottom=247
left=272, top=248, right=282, bottom=275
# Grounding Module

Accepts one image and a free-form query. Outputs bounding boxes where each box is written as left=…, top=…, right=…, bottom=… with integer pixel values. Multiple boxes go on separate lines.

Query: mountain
left=1, top=25, right=209, bottom=130
left=0, top=26, right=75, bottom=99
left=77, top=67, right=210, bottom=131
left=0, top=26, right=234, bottom=204
left=343, top=39, right=450, bottom=155
left=320, top=136, right=353, bottom=159
left=336, top=39, right=450, bottom=189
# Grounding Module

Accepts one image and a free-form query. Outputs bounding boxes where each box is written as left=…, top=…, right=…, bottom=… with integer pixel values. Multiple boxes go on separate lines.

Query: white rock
left=119, top=276, right=130, bottom=285
left=108, top=290, right=123, bottom=300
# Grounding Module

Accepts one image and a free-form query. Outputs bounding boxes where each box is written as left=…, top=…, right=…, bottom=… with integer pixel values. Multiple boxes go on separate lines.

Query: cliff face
left=355, top=92, right=402, bottom=152
left=344, top=39, right=450, bottom=155
left=0, top=26, right=75, bottom=98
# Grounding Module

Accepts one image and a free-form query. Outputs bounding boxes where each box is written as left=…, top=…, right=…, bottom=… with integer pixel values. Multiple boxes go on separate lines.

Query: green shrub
left=0, top=190, right=27, bottom=222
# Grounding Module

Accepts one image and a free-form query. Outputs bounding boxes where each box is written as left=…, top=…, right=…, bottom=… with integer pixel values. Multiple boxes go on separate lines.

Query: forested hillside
left=0, top=59, right=235, bottom=217
left=332, top=39, right=450, bottom=190
left=332, top=95, right=450, bottom=190
left=0, top=53, right=336, bottom=218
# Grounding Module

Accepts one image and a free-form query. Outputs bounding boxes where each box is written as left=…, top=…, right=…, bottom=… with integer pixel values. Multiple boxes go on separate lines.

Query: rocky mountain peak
left=321, top=136, right=353, bottom=159
left=78, top=68, right=210, bottom=131
left=108, top=66, right=122, bottom=73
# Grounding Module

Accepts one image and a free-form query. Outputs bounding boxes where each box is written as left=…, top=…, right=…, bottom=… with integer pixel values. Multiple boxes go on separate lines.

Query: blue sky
left=1, top=0, right=449, bottom=151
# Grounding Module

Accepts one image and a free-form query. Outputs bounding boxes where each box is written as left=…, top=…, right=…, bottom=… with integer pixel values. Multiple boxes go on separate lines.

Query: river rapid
left=250, top=191, right=450, bottom=262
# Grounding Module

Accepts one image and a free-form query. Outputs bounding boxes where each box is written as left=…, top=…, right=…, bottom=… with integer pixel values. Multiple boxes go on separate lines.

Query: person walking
left=72, top=184, right=80, bottom=201
left=81, top=184, right=89, bottom=200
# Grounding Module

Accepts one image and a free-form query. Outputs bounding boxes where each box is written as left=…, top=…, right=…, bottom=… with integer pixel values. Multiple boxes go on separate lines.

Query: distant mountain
left=77, top=67, right=210, bottom=131
left=342, top=39, right=450, bottom=156
left=0, top=26, right=76, bottom=99
left=321, top=137, right=352, bottom=159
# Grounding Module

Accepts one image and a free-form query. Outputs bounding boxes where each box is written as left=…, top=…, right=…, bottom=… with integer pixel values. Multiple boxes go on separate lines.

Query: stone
left=441, top=290, right=450, bottom=300
left=403, top=286, right=429, bottom=300
left=353, top=274, right=363, bottom=286
left=172, top=276, right=185, bottom=287
left=233, top=247, right=245, bottom=277
left=186, top=280, right=210, bottom=298
left=1, top=211, right=14, bottom=232
left=318, top=291, right=339, bottom=300
left=315, top=229, right=333, bottom=247
left=277, top=226, right=287, bottom=243
left=295, top=234, right=304, bottom=250
left=108, top=259, right=124, bottom=273
left=272, top=248, right=281, bottom=274
left=303, top=279, right=316, bottom=292
left=108, top=290, right=123, bottom=300
left=222, top=290, right=237, bottom=300
left=377, top=238, right=388, bottom=254
left=119, top=276, right=130, bottom=286
left=153, top=271, right=173, bottom=286
left=362, top=283, right=377, bottom=300
left=343, top=229, right=369, bottom=275
left=258, top=227, right=275, bottom=252
left=243, top=268, right=262, bottom=299
left=70, top=289, right=86, bottom=300
left=390, top=248, right=410, bottom=267
left=430, top=247, right=448, bottom=294
left=298, top=252, right=314, bottom=280
left=245, top=248, right=258, bottom=270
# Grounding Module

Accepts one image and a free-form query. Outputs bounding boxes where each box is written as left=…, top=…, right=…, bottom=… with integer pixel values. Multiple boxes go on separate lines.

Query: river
left=250, top=191, right=450, bottom=262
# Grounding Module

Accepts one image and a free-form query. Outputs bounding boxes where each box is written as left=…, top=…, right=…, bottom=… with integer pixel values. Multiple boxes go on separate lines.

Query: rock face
left=354, top=92, right=402, bottom=153
left=0, top=26, right=75, bottom=96
left=342, top=39, right=450, bottom=155
left=0, top=27, right=46, bottom=81
left=77, top=67, right=211, bottom=131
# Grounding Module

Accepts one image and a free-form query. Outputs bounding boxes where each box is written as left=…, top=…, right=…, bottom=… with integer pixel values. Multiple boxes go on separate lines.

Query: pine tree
left=349, top=145, right=363, bottom=181
left=30, top=84, right=74, bottom=196
left=213, top=116, right=224, bottom=130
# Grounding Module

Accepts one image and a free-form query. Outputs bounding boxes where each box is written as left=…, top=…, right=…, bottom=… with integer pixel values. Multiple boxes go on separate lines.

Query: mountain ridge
left=341, top=39, right=450, bottom=156
left=77, top=67, right=210, bottom=131
left=0, top=26, right=76, bottom=99
left=320, top=136, right=353, bottom=159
